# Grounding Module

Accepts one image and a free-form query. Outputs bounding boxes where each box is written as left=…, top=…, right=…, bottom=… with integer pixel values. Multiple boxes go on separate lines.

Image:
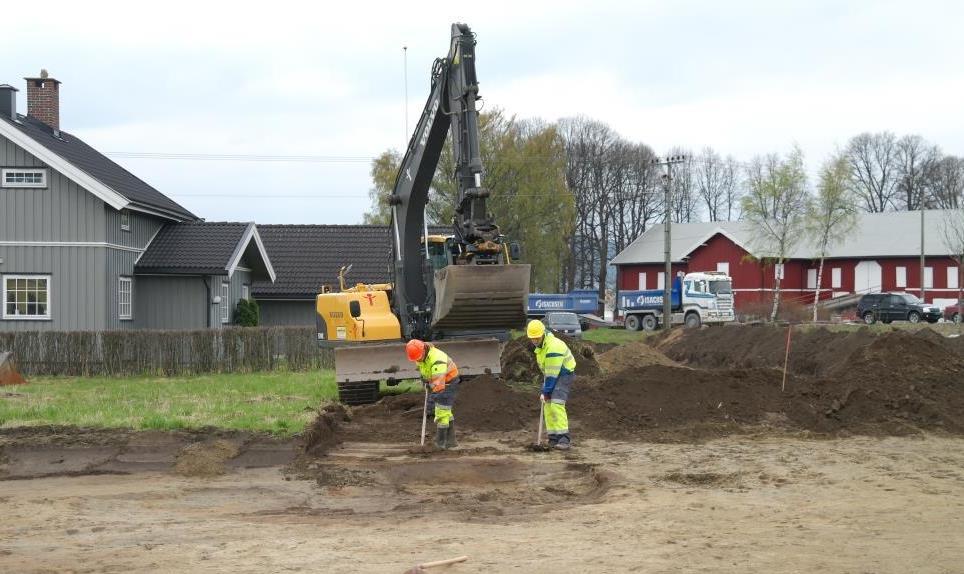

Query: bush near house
left=236, top=299, right=260, bottom=327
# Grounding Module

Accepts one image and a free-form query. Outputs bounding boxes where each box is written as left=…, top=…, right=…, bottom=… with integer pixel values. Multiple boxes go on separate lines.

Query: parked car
left=544, top=311, right=583, bottom=339
left=856, top=292, right=942, bottom=324
left=943, top=300, right=963, bottom=324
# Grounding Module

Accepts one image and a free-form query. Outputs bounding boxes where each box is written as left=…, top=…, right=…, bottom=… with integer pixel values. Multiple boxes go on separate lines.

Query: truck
left=618, top=271, right=735, bottom=331
left=526, top=290, right=598, bottom=317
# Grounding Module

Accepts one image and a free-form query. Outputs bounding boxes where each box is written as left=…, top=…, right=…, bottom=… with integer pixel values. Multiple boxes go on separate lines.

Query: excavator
left=316, top=23, right=531, bottom=404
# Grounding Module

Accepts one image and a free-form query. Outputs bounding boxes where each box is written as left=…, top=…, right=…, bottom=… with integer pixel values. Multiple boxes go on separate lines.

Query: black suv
left=856, top=292, right=942, bottom=324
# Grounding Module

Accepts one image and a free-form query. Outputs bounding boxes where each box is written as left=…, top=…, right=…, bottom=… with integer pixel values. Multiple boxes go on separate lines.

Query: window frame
left=2, top=274, right=52, bottom=320
left=949, top=267, right=960, bottom=290
left=118, top=277, right=133, bottom=320
left=241, top=284, right=250, bottom=301
left=221, top=283, right=230, bottom=324
left=896, top=266, right=907, bottom=288
left=924, top=266, right=934, bottom=289
left=1, top=168, right=48, bottom=189
left=716, top=262, right=730, bottom=276
left=120, top=210, right=131, bottom=232
left=831, top=268, right=842, bottom=289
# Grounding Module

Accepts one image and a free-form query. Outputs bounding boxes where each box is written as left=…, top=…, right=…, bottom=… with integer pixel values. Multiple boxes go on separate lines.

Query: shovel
left=527, top=396, right=551, bottom=452
left=404, top=555, right=469, bottom=574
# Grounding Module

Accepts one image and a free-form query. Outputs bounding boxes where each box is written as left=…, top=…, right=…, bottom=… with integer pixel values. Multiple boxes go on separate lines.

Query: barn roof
left=611, top=210, right=962, bottom=265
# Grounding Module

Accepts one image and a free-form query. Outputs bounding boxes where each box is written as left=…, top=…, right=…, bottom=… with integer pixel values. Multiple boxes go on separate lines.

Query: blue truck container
left=617, top=278, right=683, bottom=312
left=527, top=290, right=598, bottom=315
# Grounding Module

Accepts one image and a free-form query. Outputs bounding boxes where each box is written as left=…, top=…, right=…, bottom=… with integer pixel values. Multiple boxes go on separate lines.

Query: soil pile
left=597, top=341, right=678, bottom=373
left=173, top=440, right=239, bottom=477
left=501, top=335, right=600, bottom=383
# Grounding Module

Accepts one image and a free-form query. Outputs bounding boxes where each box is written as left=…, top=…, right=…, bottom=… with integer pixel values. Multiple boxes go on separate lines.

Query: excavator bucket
left=432, top=264, right=531, bottom=331
left=334, top=339, right=502, bottom=405
left=0, top=352, right=26, bottom=386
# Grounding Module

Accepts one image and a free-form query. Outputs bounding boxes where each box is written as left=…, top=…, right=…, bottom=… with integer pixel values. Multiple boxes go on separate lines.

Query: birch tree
left=941, top=208, right=964, bottom=332
left=741, top=147, right=812, bottom=322
left=806, top=154, right=858, bottom=320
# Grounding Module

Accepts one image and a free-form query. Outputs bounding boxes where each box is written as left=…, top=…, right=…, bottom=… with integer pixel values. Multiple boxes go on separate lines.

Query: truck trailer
left=618, top=271, right=735, bottom=331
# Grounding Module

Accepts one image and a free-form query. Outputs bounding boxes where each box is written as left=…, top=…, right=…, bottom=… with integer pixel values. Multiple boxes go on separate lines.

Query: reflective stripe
left=550, top=398, right=566, bottom=405
left=547, top=429, right=569, bottom=435
left=435, top=404, right=452, bottom=411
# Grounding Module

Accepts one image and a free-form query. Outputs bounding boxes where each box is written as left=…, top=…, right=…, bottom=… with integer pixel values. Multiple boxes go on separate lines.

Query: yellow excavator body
left=315, top=286, right=401, bottom=345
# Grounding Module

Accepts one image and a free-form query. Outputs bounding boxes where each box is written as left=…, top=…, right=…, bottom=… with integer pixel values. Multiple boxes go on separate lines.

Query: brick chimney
left=24, top=69, right=61, bottom=131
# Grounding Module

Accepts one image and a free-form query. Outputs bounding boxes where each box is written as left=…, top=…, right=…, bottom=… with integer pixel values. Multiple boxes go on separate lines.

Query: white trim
left=226, top=223, right=277, bottom=282
left=0, top=241, right=144, bottom=253
left=124, top=203, right=190, bottom=222
left=948, top=267, right=959, bottom=290
left=134, top=226, right=164, bottom=265
left=679, top=227, right=754, bottom=261
left=118, top=277, right=133, bottom=320
left=235, top=266, right=253, bottom=273
left=2, top=274, right=52, bottom=320
left=241, top=284, right=250, bottom=301
left=221, top=283, right=230, bottom=323
left=2, top=168, right=47, bottom=188
left=0, top=119, right=129, bottom=210
left=120, top=210, right=131, bottom=232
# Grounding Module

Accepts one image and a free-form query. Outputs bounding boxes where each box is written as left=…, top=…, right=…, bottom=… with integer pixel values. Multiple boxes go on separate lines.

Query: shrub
left=236, top=298, right=260, bottom=327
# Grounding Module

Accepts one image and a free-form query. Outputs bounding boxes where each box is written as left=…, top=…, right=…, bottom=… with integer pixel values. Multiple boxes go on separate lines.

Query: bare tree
left=666, top=147, right=699, bottom=223
left=941, top=208, right=964, bottom=332
left=807, top=154, right=858, bottom=320
left=844, top=132, right=900, bottom=212
left=694, top=147, right=730, bottom=221
left=895, top=135, right=942, bottom=210
left=741, top=147, right=812, bottom=321
left=928, top=155, right=964, bottom=209
left=722, top=155, right=742, bottom=221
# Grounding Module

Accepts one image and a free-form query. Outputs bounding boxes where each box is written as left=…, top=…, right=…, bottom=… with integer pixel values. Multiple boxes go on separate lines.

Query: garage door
left=854, top=261, right=882, bottom=293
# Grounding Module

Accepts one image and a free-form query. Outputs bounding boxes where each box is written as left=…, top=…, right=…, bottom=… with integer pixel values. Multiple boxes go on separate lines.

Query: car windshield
left=546, top=312, right=579, bottom=327
left=900, top=294, right=921, bottom=304
left=709, top=280, right=732, bottom=295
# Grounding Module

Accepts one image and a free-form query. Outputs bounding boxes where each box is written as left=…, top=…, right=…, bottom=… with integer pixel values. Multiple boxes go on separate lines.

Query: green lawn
left=0, top=370, right=420, bottom=437
left=581, top=328, right=652, bottom=344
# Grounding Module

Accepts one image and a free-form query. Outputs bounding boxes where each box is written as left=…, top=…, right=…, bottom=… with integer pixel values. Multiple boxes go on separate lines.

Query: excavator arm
left=389, top=23, right=529, bottom=341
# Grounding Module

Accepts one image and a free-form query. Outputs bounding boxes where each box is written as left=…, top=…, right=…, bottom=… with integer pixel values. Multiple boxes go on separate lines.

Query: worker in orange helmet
left=406, top=339, right=461, bottom=449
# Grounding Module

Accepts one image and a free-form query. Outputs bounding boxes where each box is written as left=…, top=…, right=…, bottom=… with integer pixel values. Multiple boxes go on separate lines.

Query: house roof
left=252, top=224, right=450, bottom=299
left=611, top=210, right=962, bottom=265
left=0, top=113, right=196, bottom=221
left=136, top=222, right=275, bottom=281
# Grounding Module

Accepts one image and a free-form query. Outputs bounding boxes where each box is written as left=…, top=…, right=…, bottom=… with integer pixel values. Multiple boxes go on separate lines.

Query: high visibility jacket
left=534, top=333, right=577, bottom=394
left=416, top=346, right=459, bottom=391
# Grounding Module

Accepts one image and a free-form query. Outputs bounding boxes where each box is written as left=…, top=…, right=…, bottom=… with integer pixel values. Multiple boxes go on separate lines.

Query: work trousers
left=543, top=372, right=574, bottom=443
left=428, top=376, right=460, bottom=429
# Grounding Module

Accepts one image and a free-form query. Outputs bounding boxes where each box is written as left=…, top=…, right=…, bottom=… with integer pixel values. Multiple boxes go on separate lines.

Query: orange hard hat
left=406, top=339, right=426, bottom=362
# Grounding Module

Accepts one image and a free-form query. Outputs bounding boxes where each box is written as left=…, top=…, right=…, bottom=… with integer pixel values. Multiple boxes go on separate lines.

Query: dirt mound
left=174, top=440, right=240, bottom=477
left=501, top=335, right=600, bottom=383
left=451, top=375, right=539, bottom=432
left=596, top=341, right=678, bottom=373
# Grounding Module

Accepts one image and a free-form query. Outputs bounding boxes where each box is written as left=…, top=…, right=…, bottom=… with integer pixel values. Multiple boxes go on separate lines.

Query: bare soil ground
left=2, top=327, right=963, bottom=573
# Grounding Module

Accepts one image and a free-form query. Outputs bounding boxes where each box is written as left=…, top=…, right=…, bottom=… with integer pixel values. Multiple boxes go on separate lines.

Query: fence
left=0, top=326, right=333, bottom=377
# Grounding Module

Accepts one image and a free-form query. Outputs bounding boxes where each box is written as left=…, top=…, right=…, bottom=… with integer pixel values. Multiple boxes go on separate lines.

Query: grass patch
left=581, top=328, right=653, bottom=345
left=0, top=371, right=421, bottom=437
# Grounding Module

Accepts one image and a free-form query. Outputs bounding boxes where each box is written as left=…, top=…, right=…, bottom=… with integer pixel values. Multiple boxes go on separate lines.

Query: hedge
left=0, top=326, right=333, bottom=377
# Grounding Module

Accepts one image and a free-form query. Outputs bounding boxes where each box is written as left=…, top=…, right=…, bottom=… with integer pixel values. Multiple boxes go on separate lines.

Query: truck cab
left=619, top=271, right=735, bottom=331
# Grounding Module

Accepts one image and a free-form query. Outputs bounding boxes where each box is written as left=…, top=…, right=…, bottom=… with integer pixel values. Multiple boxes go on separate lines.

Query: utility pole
left=653, top=154, right=687, bottom=330
left=921, top=192, right=926, bottom=303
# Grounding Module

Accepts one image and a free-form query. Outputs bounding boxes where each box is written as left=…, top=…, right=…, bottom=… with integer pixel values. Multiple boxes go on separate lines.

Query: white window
left=637, top=272, right=647, bottom=290
left=1, top=168, right=47, bottom=188
left=896, top=266, right=907, bottom=288
left=716, top=262, right=730, bottom=275
left=924, top=267, right=934, bottom=289
left=807, top=269, right=817, bottom=289
left=118, top=277, right=132, bottom=320
left=242, top=284, right=250, bottom=301
left=120, top=210, right=130, bottom=232
left=657, top=272, right=665, bottom=290
left=831, top=268, right=842, bottom=289
left=221, top=283, right=230, bottom=323
left=949, top=267, right=960, bottom=290
left=774, top=263, right=785, bottom=280
left=3, top=275, right=51, bottom=320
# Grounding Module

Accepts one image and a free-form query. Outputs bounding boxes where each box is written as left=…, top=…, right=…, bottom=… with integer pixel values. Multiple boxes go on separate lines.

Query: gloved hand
left=431, top=382, right=446, bottom=393
left=541, top=393, right=551, bottom=402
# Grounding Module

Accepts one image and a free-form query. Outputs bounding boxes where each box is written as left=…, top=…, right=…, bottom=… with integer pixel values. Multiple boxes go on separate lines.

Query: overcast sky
left=2, top=0, right=962, bottom=224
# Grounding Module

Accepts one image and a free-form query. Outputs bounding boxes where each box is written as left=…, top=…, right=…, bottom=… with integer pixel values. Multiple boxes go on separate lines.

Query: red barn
left=611, top=211, right=963, bottom=314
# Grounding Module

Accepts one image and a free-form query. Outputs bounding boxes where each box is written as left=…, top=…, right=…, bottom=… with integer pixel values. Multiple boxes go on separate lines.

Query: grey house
left=0, top=72, right=274, bottom=332
left=253, top=224, right=448, bottom=326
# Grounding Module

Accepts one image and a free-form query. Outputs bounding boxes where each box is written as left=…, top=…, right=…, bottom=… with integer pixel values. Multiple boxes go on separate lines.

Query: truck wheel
left=642, top=315, right=658, bottom=331
left=625, top=315, right=642, bottom=331
left=908, top=311, right=921, bottom=324
left=337, top=380, right=380, bottom=406
left=683, top=312, right=702, bottom=329
left=954, top=313, right=961, bottom=324
left=862, top=312, right=876, bottom=325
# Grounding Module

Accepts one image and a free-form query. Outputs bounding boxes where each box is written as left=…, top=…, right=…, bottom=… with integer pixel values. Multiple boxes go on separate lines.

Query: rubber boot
left=445, top=422, right=458, bottom=449
left=435, top=427, right=448, bottom=449
left=554, top=435, right=571, bottom=451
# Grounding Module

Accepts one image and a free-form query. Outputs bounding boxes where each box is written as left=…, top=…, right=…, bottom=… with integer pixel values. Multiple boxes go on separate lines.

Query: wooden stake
left=782, top=324, right=793, bottom=392
left=420, top=385, right=429, bottom=446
